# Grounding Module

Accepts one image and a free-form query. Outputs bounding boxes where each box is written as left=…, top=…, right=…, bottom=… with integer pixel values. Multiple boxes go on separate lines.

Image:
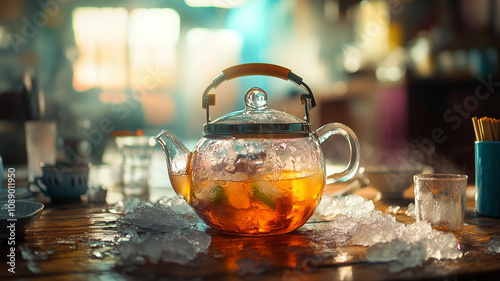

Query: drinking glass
left=414, top=174, right=467, bottom=231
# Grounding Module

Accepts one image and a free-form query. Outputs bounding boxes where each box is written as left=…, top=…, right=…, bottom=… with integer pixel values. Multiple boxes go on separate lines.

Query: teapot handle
left=315, top=123, right=360, bottom=184
left=202, top=63, right=316, bottom=123
left=222, top=63, right=291, bottom=81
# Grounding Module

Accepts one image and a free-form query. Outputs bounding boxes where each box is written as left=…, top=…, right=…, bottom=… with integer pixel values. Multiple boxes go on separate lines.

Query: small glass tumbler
left=115, top=136, right=155, bottom=197
left=414, top=174, right=468, bottom=231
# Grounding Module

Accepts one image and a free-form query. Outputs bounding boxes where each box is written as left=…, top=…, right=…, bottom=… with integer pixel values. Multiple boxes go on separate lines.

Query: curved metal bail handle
left=315, top=123, right=361, bottom=185
left=202, top=63, right=316, bottom=123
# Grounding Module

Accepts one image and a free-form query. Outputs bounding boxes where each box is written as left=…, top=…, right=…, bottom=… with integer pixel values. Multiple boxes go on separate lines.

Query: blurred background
left=0, top=0, right=499, bottom=180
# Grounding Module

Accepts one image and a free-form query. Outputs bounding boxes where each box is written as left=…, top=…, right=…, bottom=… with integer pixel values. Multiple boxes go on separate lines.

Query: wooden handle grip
left=222, top=63, right=291, bottom=81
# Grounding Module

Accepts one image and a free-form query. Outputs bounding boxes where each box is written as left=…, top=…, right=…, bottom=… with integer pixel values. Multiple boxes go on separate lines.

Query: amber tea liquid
left=170, top=170, right=325, bottom=235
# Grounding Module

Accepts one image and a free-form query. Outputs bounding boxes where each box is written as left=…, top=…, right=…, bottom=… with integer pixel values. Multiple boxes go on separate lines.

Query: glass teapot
left=155, top=63, right=360, bottom=235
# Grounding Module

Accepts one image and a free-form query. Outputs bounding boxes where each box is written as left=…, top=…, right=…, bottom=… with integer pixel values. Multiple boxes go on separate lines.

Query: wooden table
left=1, top=184, right=500, bottom=281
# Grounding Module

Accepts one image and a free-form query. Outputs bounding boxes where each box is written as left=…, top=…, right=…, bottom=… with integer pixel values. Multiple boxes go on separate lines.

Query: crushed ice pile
left=310, top=194, right=463, bottom=272
left=114, top=197, right=211, bottom=265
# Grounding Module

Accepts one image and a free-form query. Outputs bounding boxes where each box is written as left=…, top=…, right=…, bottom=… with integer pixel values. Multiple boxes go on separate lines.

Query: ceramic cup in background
left=414, top=174, right=468, bottom=231
left=475, top=141, right=500, bottom=217
left=32, top=163, right=89, bottom=202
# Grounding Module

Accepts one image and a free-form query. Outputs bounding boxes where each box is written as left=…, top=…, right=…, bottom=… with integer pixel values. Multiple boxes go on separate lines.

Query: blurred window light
left=128, top=8, right=180, bottom=89
left=72, top=7, right=180, bottom=92
left=185, top=0, right=247, bottom=8
left=73, top=7, right=128, bottom=91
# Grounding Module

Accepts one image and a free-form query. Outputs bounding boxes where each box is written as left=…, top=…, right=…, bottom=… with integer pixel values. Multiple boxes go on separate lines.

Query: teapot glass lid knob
left=245, top=87, right=268, bottom=110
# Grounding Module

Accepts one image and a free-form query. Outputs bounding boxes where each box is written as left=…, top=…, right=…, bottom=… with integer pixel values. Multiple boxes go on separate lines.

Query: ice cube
left=312, top=194, right=375, bottom=221
left=112, top=198, right=141, bottom=214
left=351, top=211, right=404, bottom=246
left=117, top=240, right=139, bottom=261
left=486, top=236, right=500, bottom=254
left=19, top=245, right=54, bottom=273
left=118, top=229, right=211, bottom=265
left=399, top=221, right=438, bottom=243
left=56, top=237, right=77, bottom=245
left=311, top=207, right=404, bottom=247
left=27, top=261, right=42, bottom=273
left=20, top=245, right=53, bottom=261
left=366, top=239, right=426, bottom=273
left=308, top=215, right=354, bottom=246
left=139, top=235, right=164, bottom=263
left=224, top=181, right=252, bottom=209
left=92, top=250, right=106, bottom=259
left=156, top=196, right=195, bottom=215
left=160, top=235, right=200, bottom=264
left=308, top=224, right=352, bottom=246
left=421, top=232, right=462, bottom=260
left=252, top=183, right=279, bottom=210
left=89, top=239, right=103, bottom=248
left=384, top=205, right=401, bottom=215
left=406, top=203, right=416, bottom=218
left=185, top=230, right=212, bottom=253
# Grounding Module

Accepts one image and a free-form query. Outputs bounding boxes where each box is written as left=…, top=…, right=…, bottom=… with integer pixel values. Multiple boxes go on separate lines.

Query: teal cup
left=30, top=163, right=89, bottom=202
left=475, top=141, right=500, bottom=217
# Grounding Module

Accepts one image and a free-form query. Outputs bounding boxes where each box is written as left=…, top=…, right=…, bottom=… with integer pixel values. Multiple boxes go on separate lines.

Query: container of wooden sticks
left=472, top=117, right=500, bottom=217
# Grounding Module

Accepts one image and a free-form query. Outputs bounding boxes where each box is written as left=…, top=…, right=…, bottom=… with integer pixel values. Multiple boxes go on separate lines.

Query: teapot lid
left=204, top=87, right=311, bottom=135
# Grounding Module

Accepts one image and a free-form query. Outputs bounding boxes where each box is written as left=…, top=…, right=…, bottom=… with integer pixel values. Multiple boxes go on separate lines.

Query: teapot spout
left=154, top=129, right=192, bottom=202
left=154, top=129, right=190, bottom=174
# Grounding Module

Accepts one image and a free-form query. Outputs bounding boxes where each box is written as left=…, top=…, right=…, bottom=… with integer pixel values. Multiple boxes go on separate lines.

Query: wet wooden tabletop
left=1, top=184, right=500, bottom=281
